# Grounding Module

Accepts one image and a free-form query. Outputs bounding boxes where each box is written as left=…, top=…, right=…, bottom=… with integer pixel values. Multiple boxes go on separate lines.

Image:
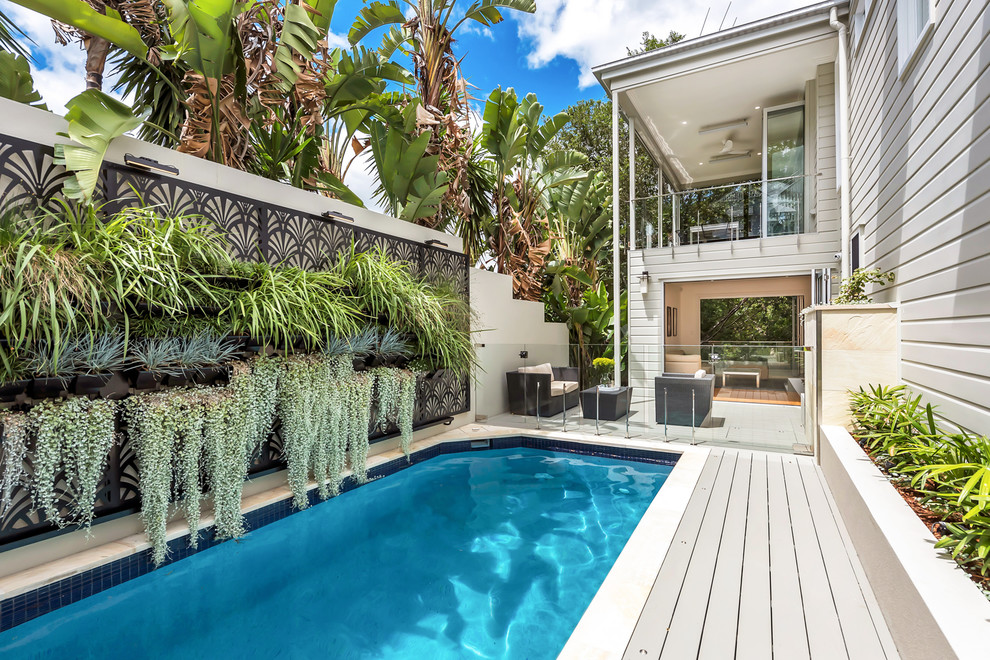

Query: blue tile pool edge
left=0, top=435, right=680, bottom=633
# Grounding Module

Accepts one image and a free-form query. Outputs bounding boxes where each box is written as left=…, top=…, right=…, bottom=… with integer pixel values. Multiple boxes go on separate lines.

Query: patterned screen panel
left=0, top=133, right=470, bottom=549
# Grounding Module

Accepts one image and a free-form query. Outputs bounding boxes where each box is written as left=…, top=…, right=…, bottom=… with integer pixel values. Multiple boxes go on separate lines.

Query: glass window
left=764, top=105, right=805, bottom=237
left=897, top=0, right=934, bottom=73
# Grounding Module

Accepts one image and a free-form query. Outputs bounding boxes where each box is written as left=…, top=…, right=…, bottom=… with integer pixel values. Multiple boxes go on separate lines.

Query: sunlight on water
left=1, top=448, right=672, bottom=659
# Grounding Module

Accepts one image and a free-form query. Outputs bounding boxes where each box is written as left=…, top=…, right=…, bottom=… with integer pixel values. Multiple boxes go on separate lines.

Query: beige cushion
left=518, top=362, right=554, bottom=380
left=550, top=380, right=578, bottom=396
left=665, top=353, right=702, bottom=374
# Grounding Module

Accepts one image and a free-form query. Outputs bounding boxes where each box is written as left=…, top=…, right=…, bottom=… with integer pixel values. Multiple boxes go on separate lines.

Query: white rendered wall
left=470, top=269, right=569, bottom=419
left=847, top=0, right=990, bottom=435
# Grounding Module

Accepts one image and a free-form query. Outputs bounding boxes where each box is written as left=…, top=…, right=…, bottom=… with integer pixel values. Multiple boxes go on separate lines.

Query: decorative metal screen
left=0, top=133, right=470, bottom=549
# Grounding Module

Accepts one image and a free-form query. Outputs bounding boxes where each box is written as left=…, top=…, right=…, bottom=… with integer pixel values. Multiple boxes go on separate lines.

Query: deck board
left=697, top=452, right=751, bottom=660
left=734, top=452, right=772, bottom=660
left=624, top=448, right=898, bottom=659
left=621, top=453, right=724, bottom=658
left=660, top=452, right=739, bottom=658
left=797, top=460, right=896, bottom=660
left=782, top=456, right=847, bottom=659
left=767, top=455, right=811, bottom=659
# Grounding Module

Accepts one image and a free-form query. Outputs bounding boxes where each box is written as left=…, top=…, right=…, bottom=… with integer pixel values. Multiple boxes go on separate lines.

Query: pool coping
left=0, top=424, right=707, bottom=646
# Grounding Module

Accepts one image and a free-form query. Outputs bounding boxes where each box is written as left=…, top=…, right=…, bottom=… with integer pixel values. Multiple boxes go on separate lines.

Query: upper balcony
left=594, top=4, right=844, bottom=260
left=633, top=174, right=811, bottom=250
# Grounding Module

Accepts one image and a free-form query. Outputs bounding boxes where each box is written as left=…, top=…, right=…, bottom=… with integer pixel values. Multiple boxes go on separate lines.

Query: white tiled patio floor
left=484, top=392, right=805, bottom=453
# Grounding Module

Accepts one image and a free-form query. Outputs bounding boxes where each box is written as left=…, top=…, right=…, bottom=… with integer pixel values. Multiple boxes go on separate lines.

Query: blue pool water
left=1, top=448, right=672, bottom=659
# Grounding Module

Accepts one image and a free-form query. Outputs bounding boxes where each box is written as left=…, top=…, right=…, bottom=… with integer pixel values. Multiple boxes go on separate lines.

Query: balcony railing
left=633, top=175, right=810, bottom=249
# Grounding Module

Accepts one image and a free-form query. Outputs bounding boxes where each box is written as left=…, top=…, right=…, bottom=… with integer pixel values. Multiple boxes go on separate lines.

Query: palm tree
left=480, top=86, right=587, bottom=300
left=348, top=0, right=536, bottom=230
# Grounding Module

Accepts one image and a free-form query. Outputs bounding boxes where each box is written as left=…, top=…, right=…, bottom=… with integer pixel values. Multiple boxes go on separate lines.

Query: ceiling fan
left=710, top=138, right=752, bottom=162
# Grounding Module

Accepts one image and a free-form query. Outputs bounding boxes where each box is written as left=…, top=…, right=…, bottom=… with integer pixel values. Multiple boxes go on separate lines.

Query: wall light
left=425, top=239, right=448, bottom=248
left=639, top=270, right=650, bottom=294
left=123, top=153, right=179, bottom=176
left=320, top=210, right=354, bottom=223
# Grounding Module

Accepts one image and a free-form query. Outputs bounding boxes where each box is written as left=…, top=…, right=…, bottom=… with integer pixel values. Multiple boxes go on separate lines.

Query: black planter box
left=132, top=370, right=165, bottom=391
left=30, top=376, right=73, bottom=399
left=192, top=365, right=230, bottom=386
left=74, top=373, right=114, bottom=396
left=580, top=386, right=631, bottom=421
left=0, top=379, right=31, bottom=403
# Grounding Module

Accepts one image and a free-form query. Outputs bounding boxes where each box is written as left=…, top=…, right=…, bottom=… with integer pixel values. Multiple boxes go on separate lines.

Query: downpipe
left=830, top=7, right=852, bottom=280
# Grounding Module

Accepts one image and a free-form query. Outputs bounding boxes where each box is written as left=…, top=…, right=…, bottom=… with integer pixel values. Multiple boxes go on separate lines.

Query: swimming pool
left=0, top=447, right=672, bottom=659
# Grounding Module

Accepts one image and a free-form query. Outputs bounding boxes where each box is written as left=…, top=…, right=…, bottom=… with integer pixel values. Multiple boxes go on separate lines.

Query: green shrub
left=834, top=268, right=895, bottom=304
left=850, top=386, right=990, bottom=580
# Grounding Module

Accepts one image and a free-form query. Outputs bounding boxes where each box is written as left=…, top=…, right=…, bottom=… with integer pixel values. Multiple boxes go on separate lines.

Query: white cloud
left=461, top=22, right=495, bottom=40
left=326, top=31, right=350, bottom=50
left=6, top=5, right=88, bottom=113
left=342, top=148, right=386, bottom=214
left=516, top=0, right=814, bottom=89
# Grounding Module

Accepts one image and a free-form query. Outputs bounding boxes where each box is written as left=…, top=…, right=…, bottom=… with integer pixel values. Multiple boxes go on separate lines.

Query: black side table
left=581, top=386, right=631, bottom=421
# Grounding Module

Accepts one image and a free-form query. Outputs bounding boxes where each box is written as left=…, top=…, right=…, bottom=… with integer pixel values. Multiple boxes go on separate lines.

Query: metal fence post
left=562, top=391, right=567, bottom=432
left=664, top=387, right=668, bottom=440
left=691, top=389, right=696, bottom=446
left=624, top=386, right=631, bottom=439
left=536, top=381, right=541, bottom=430
left=595, top=386, right=601, bottom=436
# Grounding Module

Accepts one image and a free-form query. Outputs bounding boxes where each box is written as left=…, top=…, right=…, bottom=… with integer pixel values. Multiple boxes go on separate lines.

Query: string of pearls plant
left=397, top=370, right=417, bottom=458
left=0, top=412, right=29, bottom=517
left=124, top=360, right=280, bottom=565
left=3, top=353, right=418, bottom=564
left=348, top=373, right=374, bottom=485
left=29, top=398, right=117, bottom=532
left=371, top=367, right=418, bottom=457
left=125, top=393, right=182, bottom=565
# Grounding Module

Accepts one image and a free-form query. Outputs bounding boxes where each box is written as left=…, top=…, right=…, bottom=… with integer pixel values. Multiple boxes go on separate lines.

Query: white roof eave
left=594, top=0, right=850, bottom=95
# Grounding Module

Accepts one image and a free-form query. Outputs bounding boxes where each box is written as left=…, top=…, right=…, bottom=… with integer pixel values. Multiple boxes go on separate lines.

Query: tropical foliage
left=850, top=385, right=990, bottom=593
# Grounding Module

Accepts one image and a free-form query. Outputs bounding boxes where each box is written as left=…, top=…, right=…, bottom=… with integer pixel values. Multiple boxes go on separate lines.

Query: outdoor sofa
left=654, top=372, right=715, bottom=427
left=506, top=363, right=580, bottom=417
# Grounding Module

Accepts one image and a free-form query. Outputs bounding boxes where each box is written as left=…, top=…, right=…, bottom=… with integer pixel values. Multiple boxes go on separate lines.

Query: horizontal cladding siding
left=849, top=0, right=990, bottom=433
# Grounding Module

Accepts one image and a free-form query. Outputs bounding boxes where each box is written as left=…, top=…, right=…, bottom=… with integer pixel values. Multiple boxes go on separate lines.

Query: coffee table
left=580, top=386, right=631, bottom=421
left=721, top=370, right=761, bottom=388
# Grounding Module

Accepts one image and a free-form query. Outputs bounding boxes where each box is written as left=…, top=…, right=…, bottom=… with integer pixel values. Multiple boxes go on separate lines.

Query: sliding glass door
left=763, top=104, right=806, bottom=237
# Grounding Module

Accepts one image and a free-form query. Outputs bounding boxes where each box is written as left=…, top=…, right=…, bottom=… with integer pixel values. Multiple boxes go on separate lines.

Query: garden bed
left=859, top=447, right=990, bottom=596
left=819, top=425, right=990, bottom=660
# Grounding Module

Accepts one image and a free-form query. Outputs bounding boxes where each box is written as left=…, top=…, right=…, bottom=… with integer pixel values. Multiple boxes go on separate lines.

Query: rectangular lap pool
left=0, top=446, right=673, bottom=659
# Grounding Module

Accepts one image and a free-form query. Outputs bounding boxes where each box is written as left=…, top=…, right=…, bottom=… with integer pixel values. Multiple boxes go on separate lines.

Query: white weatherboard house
left=595, top=0, right=990, bottom=436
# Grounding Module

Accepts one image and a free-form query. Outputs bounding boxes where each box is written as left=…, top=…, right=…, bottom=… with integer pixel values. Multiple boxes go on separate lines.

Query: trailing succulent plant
left=124, top=360, right=280, bottom=566
left=0, top=411, right=29, bottom=517
left=370, top=367, right=417, bottom=456
left=29, top=397, right=117, bottom=531
left=124, top=392, right=183, bottom=565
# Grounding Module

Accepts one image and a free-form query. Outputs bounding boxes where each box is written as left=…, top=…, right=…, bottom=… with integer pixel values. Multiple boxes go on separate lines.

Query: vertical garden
left=0, top=187, right=474, bottom=563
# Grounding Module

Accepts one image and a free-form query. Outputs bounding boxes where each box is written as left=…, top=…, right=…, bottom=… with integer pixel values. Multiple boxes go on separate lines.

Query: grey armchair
left=654, top=373, right=715, bottom=427
left=506, top=363, right=580, bottom=416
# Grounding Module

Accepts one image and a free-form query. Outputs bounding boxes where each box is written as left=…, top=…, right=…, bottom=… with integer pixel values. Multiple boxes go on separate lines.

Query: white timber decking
left=623, top=449, right=899, bottom=659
